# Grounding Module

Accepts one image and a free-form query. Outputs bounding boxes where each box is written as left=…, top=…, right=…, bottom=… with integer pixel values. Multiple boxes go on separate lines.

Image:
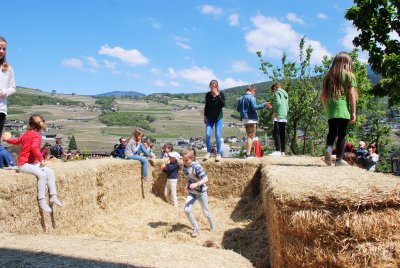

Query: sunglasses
left=369, top=146, right=376, bottom=149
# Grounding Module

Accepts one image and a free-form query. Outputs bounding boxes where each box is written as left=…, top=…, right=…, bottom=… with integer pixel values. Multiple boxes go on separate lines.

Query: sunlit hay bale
left=150, top=158, right=261, bottom=199
left=0, top=158, right=141, bottom=234
left=192, top=158, right=261, bottom=198
left=261, top=156, right=400, bottom=268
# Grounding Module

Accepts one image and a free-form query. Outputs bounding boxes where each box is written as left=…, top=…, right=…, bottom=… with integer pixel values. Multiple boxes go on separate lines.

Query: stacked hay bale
left=151, top=158, right=261, bottom=199
left=262, top=156, right=400, bottom=267
left=0, top=158, right=143, bottom=234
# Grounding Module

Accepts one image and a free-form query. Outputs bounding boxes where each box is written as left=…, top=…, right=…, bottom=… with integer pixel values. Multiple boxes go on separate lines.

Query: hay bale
left=0, top=158, right=142, bottom=234
left=262, top=156, right=400, bottom=267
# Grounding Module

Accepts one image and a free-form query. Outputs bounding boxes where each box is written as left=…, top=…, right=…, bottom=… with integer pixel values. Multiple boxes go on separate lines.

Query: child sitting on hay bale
left=182, top=147, right=216, bottom=237
left=1, top=114, right=63, bottom=213
left=125, top=129, right=154, bottom=183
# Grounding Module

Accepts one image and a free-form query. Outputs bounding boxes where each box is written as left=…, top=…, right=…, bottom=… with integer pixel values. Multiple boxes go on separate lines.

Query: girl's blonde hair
left=28, top=114, right=46, bottom=132
left=0, top=36, right=9, bottom=72
left=322, top=52, right=356, bottom=100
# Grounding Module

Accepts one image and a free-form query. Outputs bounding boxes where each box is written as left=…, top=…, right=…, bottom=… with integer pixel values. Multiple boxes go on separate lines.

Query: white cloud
left=340, top=23, right=359, bottom=50
left=176, top=42, right=191, bottom=50
left=98, top=45, right=149, bottom=66
left=85, top=56, right=99, bottom=69
left=150, top=18, right=161, bottom=29
left=245, top=15, right=331, bottom=63
left=174, top=36, right=191, bottom=50
left=168, top=67, right=178, bottom=78
left=219, top=77, right=247, bottom=89
left=231, top=60, right=252, bottom=73
left=170, top=81, right=181, bottom=87
left=154, top=79, right=168, bottom=87
left=153, top=79, right=181, bottom=87
left=103, top=60, right=117, bottom=69
left=177, top=66, right=216, bottom=85
left=229, top=14, right=239, bottom=26
left=62, top=58, right=84, bottom=69
left=199, top=5, right=223, bottom=16
left=286, top=13, right=304, bottom=25
left=151, top=67, right=161, bottom=74
left=61, top=57, right=97, bottom=73
left=317, top=12, right=328, bottom=19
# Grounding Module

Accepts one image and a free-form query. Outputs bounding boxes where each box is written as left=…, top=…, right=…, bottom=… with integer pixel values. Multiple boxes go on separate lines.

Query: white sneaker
left=335, top=159, right=349, bottom=166
left=50, top=195, right=63, bottom=207
left=39, top=199, right=52, bottom=213
left=324, top=148, right=332, bottom=166
left=281, top=152, right=285, bottom=156
left=191, top=228, right=199, bottom=237
left=215, top=154, right=221, bottom=162
left=269, top=151, right=282, bottom=156
left=203, top=153, right=211, bottom=161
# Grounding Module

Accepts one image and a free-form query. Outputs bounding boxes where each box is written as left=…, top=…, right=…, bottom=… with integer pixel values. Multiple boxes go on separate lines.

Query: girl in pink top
left=2, top=114, right=62, bottom=213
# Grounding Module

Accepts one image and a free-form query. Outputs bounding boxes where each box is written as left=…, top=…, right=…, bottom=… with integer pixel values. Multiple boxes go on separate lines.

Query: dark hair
left=209, top=80, right=219, bottom=89
left=165, top=142, right=174, bottom=151
left=368, top=142, right=379, bottom=154
left=270, top=82, right=281, bottom=91
left=343, top=152, right=357, bottom=166
left=246, top=84, right=256, bottom=92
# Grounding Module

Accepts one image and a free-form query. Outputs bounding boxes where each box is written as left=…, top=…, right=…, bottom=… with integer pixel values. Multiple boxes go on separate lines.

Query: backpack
left=50, top=144, right=63, bottom=159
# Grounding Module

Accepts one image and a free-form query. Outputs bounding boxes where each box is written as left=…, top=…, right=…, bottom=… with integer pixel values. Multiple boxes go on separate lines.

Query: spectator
left=0, top=144, right=15, bottom=168
left=203, top=80, right=225, bottom=162
left=356, top=141, right=369, bottom=158
left=220, top=138, right=230, bottom=158
left=125, top=129, right=154, bottom=183
left=143, top=138, right=156, bottom=158
left=269, top=83, right=289, bottom=157
left=111, top=137, right=126, bottom=158
left=40, top=142, right=52, bottom=160
left=161, top=143, right=173, bottom=159
left=50, top=135, right=71, bottom=160
left=366, top=142, right=379, bottom=172
left=237, top=84, right=271, bottom=158
left=344, top=141, right=356, bottom=153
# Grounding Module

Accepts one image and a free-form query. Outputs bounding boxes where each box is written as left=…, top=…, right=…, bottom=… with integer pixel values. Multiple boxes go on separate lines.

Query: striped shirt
left=183, top=161, right=208, bottom=194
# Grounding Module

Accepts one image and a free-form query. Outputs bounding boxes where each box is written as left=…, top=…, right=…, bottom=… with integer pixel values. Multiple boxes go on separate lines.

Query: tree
left=345, top=1, right=400, bottom=105
left=68, top=135, right=78, bottom=151
left=257, top=37, right=328, bottom=155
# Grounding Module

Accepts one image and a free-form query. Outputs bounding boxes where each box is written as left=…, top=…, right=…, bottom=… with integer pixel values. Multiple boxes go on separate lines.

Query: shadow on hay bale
left=222, top=165, right=269, bottom=268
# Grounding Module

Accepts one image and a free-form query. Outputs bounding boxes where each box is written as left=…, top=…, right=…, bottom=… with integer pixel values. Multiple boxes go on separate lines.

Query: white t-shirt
left=0, top=66, right=16, bottom=115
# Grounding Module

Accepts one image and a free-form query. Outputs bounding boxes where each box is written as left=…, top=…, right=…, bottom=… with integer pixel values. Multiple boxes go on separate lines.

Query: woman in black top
left=203, top=80, right=225, bottom=162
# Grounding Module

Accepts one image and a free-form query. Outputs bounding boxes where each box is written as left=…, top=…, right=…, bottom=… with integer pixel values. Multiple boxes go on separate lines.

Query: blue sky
left=2, top=0, right=362, bottom=95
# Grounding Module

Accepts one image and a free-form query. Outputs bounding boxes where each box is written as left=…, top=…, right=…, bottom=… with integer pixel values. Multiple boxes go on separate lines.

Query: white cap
left=168, top=151, right=181, bottom=160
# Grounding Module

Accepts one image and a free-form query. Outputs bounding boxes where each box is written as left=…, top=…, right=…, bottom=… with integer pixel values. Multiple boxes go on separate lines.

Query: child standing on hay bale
left=181, top=147, right=216, bottom=237
left=0, top=36, right=16, bottom=137
left=1, top=114, right=62, bottom=213
left=161, top=151, right=180, bottom=208
left=125, top=129, right=154, bottom=183
left=322, top=51, right=358, bottom=167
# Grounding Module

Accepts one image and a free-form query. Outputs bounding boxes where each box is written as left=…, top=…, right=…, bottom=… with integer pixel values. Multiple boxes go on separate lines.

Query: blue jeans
left=184, top=191, right=216, bottom=230
left=127, top=144, right=150, bottom=177
left=206, top=119, right=223, bottom=154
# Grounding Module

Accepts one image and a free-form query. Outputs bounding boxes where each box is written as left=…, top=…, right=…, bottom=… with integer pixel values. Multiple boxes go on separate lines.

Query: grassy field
left=6, top=89, right=245, bottom=152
